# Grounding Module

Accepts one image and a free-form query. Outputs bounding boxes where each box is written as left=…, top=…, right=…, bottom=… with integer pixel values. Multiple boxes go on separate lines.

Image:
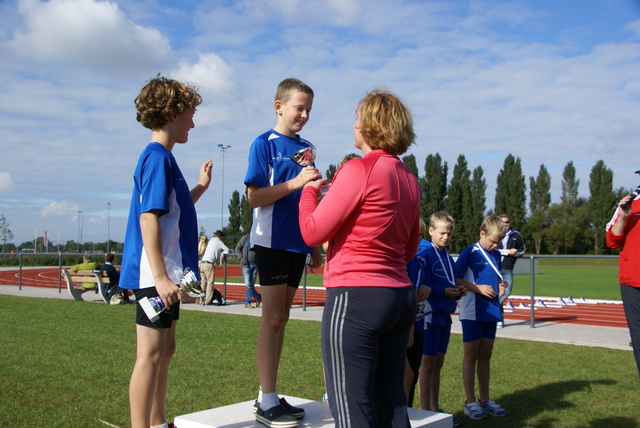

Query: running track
left=0, top=267, right=628, bottom=329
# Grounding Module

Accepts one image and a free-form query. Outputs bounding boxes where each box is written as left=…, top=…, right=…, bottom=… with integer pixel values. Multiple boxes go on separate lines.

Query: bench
left=62, top=270, right=110, bottom=303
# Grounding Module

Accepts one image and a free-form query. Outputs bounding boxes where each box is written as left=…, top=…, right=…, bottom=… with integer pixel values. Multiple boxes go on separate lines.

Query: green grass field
left=1, top=295, right=638, bottom=427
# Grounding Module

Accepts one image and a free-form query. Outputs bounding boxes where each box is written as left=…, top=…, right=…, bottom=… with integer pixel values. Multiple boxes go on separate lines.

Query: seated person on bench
left=71, top=254, right=102, bottom=291
left=100, top=254, right=130, bottom=302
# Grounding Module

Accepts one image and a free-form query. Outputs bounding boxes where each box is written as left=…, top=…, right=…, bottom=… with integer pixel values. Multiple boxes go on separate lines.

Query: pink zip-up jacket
left=299, top=150, right=420, bottom=288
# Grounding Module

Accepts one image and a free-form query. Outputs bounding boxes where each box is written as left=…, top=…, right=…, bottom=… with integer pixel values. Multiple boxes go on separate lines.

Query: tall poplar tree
left=226, top=190, right=242, bottom=239
left=546, top=161, right=587, bottom=254
left=422, top=153, right=448, bottom=222
left=445, top=155, right=471, bottom=252
left=528, top=164, right=551, bottom=254
left=561, top=161, right=579, bottom=205
left=588, top=160, right=615, bottom=254
left=402, top=154, right=419, bottom=178
left=240, top=192, right=252, bottom=234
left=495, top=154, right=526, bottom=231
left=325, top=164, right=337, bottom=182
left=469, top=166, right=487, bottom=234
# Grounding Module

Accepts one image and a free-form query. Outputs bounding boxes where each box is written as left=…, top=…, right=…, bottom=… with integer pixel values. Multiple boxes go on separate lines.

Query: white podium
left=174, top=395, right=452, bottom=428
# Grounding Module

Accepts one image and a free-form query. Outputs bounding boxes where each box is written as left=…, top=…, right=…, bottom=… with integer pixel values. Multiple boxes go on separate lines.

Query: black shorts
left=134, top=287, right=180, bottom=328
left=253, top=245, right=307, bottom=287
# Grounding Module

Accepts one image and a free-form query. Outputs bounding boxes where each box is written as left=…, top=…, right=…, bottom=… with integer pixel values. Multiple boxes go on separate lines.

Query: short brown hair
left=275, top=78, right=314, bottom=104
left=135, top=74, right=202, bottom=130
left=356, top=88, right=415, bottom=156
left=481, top=215, right=507, bottom=239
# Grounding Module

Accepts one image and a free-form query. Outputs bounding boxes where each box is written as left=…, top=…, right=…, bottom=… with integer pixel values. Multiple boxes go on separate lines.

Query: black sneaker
left=255, top=404, right=298, bottom=428
left=253, top=399, right=305, bottom=420
left=279, top=397, right=305, bottom=419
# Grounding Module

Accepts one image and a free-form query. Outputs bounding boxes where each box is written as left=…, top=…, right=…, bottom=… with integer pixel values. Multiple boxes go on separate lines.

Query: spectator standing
left=201, top=230, right=229, bottom=305
left=497, top=214, right=525, bottom=327
left=606, top=187, right=640, bottom=376
left=236, top=233, right=262, bottom=308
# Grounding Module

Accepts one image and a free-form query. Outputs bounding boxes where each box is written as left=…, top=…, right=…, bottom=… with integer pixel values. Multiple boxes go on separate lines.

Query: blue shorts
left=423, top=322, right=452, bottom=356
left=461, top=320, right=497, bottom=342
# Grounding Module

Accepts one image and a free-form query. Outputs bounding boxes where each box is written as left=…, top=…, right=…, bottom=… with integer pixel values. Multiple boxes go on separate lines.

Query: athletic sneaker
left=436, top=409, right=461, bottom=427
left=279, top=397, right=305, bottom=419
left=255, top=404, right=298, bottom=428
left=253, top=398, right=305, bottom=419
left=463, top=401, right=487, bottom=420
left=479, top=400, right=508, bottom=417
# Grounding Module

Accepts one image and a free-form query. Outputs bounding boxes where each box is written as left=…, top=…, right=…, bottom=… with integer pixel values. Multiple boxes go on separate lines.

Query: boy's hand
left=498, top=281, right=508, bottom=298
left=198, top=160, right=213, bottom=189
left=295, top=166, right=321, bottom=189
left=444, top=287, right=463, bottom=298
left=416, top=284, right=430, bottom=302
left=476, top=284, right=496, bottom=298
left=309, top=247, right=323, bottom=269
left=156, top=276, right=182, bottom=309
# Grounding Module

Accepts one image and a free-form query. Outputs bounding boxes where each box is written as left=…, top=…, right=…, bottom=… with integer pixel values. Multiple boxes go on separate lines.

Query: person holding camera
left=606, top=184, right=640, bottom=376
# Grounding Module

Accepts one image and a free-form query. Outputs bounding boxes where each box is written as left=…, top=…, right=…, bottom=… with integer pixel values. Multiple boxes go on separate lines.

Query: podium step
left=174, top=395, right=452, bottom=428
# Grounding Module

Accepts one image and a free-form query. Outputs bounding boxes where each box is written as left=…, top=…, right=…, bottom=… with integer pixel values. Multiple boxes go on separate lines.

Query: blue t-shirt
left=120, top=143, right=198, bottom=290
left=244, top=129, right=314, bottom=254
left=455, top=243, right=502, bottom=322
left=407, top=239, right=432, bottom=331
left=422, top=241, right=458, bottom=326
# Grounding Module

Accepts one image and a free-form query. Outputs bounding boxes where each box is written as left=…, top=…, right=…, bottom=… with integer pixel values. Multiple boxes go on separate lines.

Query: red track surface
left=0, top=267, right=627, bottom=328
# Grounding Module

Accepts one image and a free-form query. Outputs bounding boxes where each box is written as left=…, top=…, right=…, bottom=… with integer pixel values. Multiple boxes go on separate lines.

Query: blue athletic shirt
left=407, top=239, right=432, bottom=331
left=120, top=142, right=198, bottom=290
left=454, top=243, right=502, bottom=322
left=244, top=129, right=314, bottom=254
left=422, top=241, right=458, bottom=327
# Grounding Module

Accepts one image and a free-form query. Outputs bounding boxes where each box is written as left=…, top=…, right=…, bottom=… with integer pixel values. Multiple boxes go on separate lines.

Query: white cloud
left=172, top=52, right=237, bottom=125
left=0, top=173, right=14, bottom=193
left=41, top=201, right=81, bottom=217
left=9, top=0, right=171, bottom=73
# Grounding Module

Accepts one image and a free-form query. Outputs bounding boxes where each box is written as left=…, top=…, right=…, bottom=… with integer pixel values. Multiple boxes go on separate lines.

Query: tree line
left=221, top=154, right=631, bottom=255
left=1, top=154, right=631, bottom=257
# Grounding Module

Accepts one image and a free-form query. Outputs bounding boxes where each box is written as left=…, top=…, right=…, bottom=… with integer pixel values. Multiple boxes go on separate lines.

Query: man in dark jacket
left=497, top=214, right=526, bottom=327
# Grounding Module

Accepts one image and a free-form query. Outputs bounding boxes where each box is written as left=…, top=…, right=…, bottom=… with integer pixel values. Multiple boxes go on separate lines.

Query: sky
left=0, top=0, right=639, bottom=247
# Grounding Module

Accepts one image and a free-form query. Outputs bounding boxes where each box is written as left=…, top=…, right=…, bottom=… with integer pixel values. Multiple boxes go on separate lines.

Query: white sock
left=258, top=385, right=263, bottom=402
left=150, top=424, right=168, bottom=428
left=261, top=392, right=279, bottom=411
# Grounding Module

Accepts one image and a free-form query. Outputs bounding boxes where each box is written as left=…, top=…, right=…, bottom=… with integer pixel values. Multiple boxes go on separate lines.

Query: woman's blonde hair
left=197, top=233, right=209, bottom=257
left=356, top=88, right=415, bottom=156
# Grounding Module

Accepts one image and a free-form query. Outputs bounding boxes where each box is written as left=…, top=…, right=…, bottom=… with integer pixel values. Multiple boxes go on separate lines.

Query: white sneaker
left=497, top=321, right=504, bottom=328
left=479, top=400, right=508, bottom=417
left=463, top=402, right=486, bottom=420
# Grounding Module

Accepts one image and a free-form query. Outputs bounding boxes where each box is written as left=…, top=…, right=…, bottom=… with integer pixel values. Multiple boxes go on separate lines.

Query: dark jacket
left=499, top=229, right=525, bottom=270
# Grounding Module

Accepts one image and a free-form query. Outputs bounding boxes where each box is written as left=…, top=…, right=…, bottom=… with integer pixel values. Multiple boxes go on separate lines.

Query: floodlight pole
left=218, top=144, right=232, bottom=230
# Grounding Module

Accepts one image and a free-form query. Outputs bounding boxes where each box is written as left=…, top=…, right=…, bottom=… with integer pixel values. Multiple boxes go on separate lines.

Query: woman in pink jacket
left=299, top=89, right=421, bottom=427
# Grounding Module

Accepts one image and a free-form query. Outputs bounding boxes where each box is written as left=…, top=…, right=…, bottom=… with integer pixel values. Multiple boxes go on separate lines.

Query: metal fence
left=0, top=252, right=620, bottom=321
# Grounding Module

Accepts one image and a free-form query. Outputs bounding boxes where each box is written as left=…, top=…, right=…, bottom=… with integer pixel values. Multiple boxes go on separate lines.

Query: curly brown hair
left=356, top=88, right=415, bottom=156
left=135, top=74, right=202, bottom=130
